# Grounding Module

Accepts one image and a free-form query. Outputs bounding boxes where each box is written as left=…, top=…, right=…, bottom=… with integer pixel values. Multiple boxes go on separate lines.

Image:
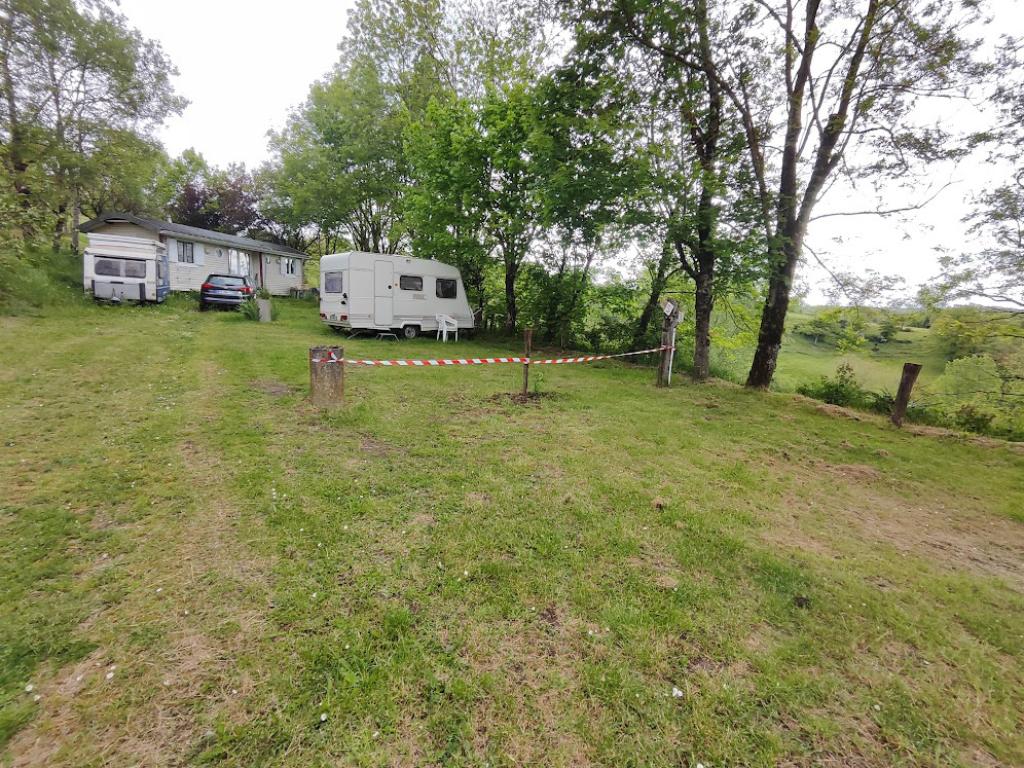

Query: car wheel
left=402, top=325, right=419, bottom=340
left=199, top=301, right=208, bottom=312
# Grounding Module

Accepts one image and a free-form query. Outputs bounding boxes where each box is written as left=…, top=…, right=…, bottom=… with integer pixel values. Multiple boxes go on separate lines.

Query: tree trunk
left=504, top=259, right=518, bottom=335
left=71, top=194, right=81, bottom=254
left=632, top=242, right=674, bottom=351
left=746, top=232, right=803, bottom=388
left=692, top=267, right=714, bottom=381
left=52, top=204, right=66, bottom=251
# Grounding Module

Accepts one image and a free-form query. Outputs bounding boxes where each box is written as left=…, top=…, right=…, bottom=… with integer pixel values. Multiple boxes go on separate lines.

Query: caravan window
left=95, top=257, right=146, bottom=278
left=94, top=258, right=122, bottom=277
left=399, top=275, right=423, bottom=291
left=324, top=271, right=343, bottom=293
left=436, top=278, right=457, bottom=299
left=123, top=260, right=147, bottom=278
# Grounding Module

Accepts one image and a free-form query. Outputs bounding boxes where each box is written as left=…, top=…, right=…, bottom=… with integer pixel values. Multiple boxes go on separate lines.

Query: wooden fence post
left=309, top=346, right=344, bottom=407
left=521, top=327, right=533, bottom=397
left=890, top=362, right=922, bottom=427
left=656, top=300, right=680, bottom=387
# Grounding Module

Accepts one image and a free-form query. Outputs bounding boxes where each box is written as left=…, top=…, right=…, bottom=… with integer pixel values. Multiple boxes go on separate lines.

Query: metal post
left=657, top=300, right=680, bottom=387
left=522, top=327, right=533, bottom=397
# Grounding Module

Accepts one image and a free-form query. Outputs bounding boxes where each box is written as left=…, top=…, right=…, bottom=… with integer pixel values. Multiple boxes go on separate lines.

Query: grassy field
left=2, top=297, right=1023, bottom=767
left=714, top=311, right=950, bottom=394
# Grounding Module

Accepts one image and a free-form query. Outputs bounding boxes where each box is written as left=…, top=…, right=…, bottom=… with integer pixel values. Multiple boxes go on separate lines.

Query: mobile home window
left=324, top=272, right=343, bottom=293
left=123, top=260, right=147, bottom=278
left=228, top=249, right=244, bottom=275
left=177, top=241, right=194, bottom=263
left=399, top=275, right=423, bottom=291
left=436, top=278, right=457, bottom=299
left=94, top=258, right=122, bottom=277
left=284, top=258, right=297, bottom=276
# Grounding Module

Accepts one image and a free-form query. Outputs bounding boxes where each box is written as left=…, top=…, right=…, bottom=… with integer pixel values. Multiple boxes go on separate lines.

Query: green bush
left=239, top=297, right=278, bottom=322
left=794, top=362, right=1021, bottom=440
left=953, top=404, right=997, bottom=434
left=797, top=363, right=871, bottom=408
left=240, top=298, right=261, bottom=321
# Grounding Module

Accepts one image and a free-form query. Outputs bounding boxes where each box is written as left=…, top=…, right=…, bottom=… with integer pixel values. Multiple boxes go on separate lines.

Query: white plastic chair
left=436, top=314, right=458, bottom=342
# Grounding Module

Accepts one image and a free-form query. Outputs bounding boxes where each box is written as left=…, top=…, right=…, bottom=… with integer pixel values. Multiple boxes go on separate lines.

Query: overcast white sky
left=118, top=0, right=1022, bottom=304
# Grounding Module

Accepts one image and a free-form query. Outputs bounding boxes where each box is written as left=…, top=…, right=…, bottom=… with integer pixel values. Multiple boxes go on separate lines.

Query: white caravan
left=319, top=251, right=474, bottom=339
left=83, top=233, right=170, bottom=303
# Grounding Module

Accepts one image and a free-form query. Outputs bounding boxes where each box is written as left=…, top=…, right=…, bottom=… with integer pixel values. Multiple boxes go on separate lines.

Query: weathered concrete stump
left=309, top=346, right=344, bottom=407
left=257, top=298, right=272, bottom=323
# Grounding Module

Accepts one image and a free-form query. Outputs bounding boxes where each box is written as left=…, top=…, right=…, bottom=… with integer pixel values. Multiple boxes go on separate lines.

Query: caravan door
left=373, top=260, right=394, bottom=327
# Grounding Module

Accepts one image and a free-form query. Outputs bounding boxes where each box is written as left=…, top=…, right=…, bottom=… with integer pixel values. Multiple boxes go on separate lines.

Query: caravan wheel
left=402, top=325, right=419, bottom=340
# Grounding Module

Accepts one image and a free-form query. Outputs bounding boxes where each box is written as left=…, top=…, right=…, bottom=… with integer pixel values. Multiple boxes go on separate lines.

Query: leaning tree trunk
left=692, top=268, right=714, bottom=381
left=746, top=231, right=803, bottom=388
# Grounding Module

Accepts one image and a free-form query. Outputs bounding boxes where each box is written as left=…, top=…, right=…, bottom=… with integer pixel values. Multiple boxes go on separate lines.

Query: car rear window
left=207, top=276, right=245, bottom=287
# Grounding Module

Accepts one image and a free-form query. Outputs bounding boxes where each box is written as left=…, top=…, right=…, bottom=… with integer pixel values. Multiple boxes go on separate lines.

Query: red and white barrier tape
left=311, top=346, right=671, bottom=367
left=530, top=346, right=668, bottom=365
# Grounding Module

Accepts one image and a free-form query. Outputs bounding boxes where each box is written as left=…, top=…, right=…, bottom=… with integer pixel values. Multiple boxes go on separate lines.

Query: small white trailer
left=83, top=233, right=170, bottom=303
left=319, top=251, right=474, bottom=339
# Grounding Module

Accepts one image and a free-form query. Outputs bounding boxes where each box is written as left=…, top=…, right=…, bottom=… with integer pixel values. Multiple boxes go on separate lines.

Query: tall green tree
left=405, top=96, right=492, bottom=321
left=530, top=71, right=641, bottom=345
left=573, top=0, right=1005, bottom=386
left=563, top=0, right=764, bottom=378
left=0, top=0, right=184, bottom=250
left=701, top=0, right=991, bottom=387
left=270, top=58, right=409, bottom=253
left=406, top=85, right=545, bottom=333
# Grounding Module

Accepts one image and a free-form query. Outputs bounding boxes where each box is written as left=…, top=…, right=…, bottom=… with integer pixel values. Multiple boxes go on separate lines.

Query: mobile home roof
left=80, top=212, right=309, bottom=260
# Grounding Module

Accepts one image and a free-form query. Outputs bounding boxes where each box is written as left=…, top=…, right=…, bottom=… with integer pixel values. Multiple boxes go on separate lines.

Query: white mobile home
left=319, top=251, right=474, bottom=338
left=79, top=212, right=309, bottom=301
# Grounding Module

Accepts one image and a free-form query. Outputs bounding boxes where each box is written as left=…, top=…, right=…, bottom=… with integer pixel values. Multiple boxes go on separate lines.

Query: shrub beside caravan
left=319, top=251, right=474, bottom=338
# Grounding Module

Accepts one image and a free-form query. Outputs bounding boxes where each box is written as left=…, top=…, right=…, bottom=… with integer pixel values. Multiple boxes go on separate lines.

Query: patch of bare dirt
left=904, top=423, right=1024, bottom=453
left=627, top=552, right=682, bottom=590
left=463, top=622, right=592, bottom=766
left=409, top=512, right=435, bottom=528
left=360, top=435, right=392, bottom=455
left=813, top=402, right=864, bottom=421
left=762, top=464, right=1024, bottom=591
left=488, top=391, right=560, bottom=406
left=250, top=378, right=295, bottom=396
left=538, top=604, right=561, bottom=628
left=824, top=463, right=883, bottom=481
